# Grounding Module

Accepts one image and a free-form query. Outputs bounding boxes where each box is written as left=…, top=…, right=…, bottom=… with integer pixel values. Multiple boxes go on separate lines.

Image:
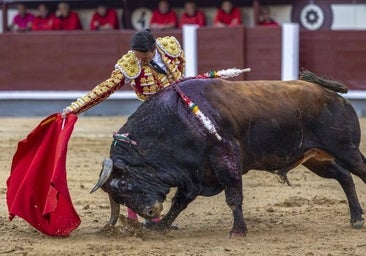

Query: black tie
left=149, top=60, right=167, bottom=75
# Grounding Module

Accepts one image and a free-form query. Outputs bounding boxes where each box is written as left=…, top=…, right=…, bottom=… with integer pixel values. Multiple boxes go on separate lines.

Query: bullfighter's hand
left=61, top=108, right=72, bottom=119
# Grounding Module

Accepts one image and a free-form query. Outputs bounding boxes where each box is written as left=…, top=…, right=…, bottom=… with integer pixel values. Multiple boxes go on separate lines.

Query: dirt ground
left=2, top=117, right=366, bottom=256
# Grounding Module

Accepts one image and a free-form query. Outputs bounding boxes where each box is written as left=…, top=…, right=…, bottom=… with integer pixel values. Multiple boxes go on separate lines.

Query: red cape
left=6, top=113, right=80, bottom=236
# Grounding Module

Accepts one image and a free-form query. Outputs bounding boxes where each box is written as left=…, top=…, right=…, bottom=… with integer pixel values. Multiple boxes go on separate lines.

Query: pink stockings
left=127, top=207, right=160, bottom=222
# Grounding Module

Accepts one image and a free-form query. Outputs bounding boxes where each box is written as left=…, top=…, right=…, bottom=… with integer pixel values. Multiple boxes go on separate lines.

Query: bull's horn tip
left=90, top=185, right=100, bottom=194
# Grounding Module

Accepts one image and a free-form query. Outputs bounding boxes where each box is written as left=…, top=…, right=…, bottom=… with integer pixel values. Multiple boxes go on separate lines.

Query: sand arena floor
left=2, top=117, right=366, bottom=255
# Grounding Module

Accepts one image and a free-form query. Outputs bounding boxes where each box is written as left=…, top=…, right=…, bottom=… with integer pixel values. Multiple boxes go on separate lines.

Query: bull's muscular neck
left=111, top=142, right=186, bottom=188
left=111, top=137, right=217, bottom=200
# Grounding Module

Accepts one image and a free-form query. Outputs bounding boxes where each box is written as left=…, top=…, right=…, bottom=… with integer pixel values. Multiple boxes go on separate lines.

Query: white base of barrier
left=0, top=91, right=141, bottom=117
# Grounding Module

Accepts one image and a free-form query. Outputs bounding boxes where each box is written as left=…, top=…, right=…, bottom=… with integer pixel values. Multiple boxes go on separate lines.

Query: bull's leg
left=225, top=188, right=246, bottom=237
left=209, top=145, right=247, bottom=237
left=333, top=149, right=366, bottom=183
left=303, top=159, right=364, bottom=228
left=144, top=187, right=196, bottom=231
left=107, top=194, right=120, bottom=225
left=318, top=119, right=366, bottom=183
left=99, top=195, right=121, bottom=233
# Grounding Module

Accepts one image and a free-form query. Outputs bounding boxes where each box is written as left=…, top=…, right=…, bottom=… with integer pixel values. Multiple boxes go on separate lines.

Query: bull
left=91, top=70, right=366, bottom=237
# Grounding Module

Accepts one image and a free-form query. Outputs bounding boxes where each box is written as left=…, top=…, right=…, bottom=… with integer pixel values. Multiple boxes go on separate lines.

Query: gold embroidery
left=143, top=86, right=154, bottom=94
left=67, top=69, right=124, bottom=113
left=115, top=51, right=141, bottom=79
left=156, top=36, right=182, bottom=57
left=147, top=75, right=155, bottom=85
left=135, top=92, right=146, bottom=101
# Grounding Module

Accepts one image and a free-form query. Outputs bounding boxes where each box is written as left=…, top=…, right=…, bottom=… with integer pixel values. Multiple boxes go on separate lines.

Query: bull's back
left=205, top=79, right=333, bottom=120
left=192, top=79, right=355, bottom=169
left=201, top=79, right=348, bottom=128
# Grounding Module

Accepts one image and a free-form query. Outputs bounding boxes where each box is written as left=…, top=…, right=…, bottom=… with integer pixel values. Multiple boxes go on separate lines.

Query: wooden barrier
left=0, top=30, right=181, bottom=91
left=300, top=30, right=366, bottom=90
left=0, top=31, right=131, bottom=90
left=1, top=28, right=366, bottom=91
left=245, top=26, right=282, bottom=80
left=197, top=26, right=246, bottom=80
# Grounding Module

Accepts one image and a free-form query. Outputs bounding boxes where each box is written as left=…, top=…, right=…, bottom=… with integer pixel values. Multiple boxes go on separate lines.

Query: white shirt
left=152, top=49, right=168, bottom=73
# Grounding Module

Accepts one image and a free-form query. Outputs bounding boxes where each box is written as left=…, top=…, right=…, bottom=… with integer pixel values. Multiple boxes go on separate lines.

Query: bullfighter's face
left=133, top=49, right=155, bottom=65
left=102, top=164, right=168, bottom=220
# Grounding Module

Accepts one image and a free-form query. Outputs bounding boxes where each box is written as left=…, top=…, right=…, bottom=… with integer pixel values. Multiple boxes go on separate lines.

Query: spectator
left=179, top=1, right=206, bottom=28
left=213, top=0, right=242, bottom=27
left=32, top=4, right=54, bottom=31
left=258, top=6, right=279, bottom=27
left=53, top=2, right=82, bottom=30
left=90, top=2, right=119, bottom=30
left=150, top=0, right=178, bottom=30
left=10, top=3, right=35, bottom=32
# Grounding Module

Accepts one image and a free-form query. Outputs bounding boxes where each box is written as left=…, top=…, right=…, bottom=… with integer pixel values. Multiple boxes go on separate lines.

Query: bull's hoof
left=143, top=220, right=178, bottom=231
left=97, top=224, right=120, bottom=235
left=229, top=230, right=247, bottom=238
left=229, top=227, right=248, bottom=238
left=351, top=219, right=364, bottom=229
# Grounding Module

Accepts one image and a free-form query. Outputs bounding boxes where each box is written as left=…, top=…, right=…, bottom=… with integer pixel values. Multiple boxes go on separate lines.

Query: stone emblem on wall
left=131, top=8, right=153, bottom=31
left=300, top=3, right=324, bottom=30
left=291, top=1, right=332, bottom=30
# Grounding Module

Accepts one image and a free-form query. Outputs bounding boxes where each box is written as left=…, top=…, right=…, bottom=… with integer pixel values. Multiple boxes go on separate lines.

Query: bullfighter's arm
left=178, top=50, right=185, bottom=76
left=64, top=68, right=125, bottom=115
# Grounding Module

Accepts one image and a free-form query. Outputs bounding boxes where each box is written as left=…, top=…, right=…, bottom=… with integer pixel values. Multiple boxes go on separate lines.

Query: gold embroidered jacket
left=66, top=36, right=185, bottom=114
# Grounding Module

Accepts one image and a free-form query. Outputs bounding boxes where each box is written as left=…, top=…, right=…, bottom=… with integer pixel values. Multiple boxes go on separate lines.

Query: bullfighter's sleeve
left=65, top=68, right=125, bottom=115
left=179, top=49, right=186, bottom=76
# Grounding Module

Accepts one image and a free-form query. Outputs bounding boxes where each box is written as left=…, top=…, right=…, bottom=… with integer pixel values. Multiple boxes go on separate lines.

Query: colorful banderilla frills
left=172, top=67, right=251, bottom=142
left=113, top=132, right=137, bottom=146
left=196, top=68, right=251, bottom=79
left=175, top=86, right=222, bottom=141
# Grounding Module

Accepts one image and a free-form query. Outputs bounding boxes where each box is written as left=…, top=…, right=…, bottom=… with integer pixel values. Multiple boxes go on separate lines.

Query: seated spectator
left=52, top=2, right=82, bottom=30
left=32, top=4, right=54, bottom=31
left=179, top=1, right=206, bottom=28
left=150, top=0, right=178, bottom=30
left=213, top=0, right=242, bottom=27
left=90, top=2, right=119, bottom=30
left=258, top=6, right=279, bottom=27
left=10, top=3, right=35, bottom=32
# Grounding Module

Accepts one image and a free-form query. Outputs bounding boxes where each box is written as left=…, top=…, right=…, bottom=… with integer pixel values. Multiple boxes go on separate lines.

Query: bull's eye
left=119, top=180, right=133, bottom=191
left=120, top=180, right=127, bottom=187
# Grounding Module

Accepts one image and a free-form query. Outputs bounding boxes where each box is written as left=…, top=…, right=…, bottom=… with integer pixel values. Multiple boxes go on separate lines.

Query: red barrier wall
left=1, top=28, right=365, bottom=91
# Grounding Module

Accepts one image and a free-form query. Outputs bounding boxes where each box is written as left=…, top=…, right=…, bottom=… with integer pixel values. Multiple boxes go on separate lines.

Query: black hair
left=130, top=29, right=156, bottom=52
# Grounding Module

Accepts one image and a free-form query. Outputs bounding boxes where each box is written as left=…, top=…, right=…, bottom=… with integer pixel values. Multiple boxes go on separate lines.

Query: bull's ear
left=114, top=159, right=129, bottom=172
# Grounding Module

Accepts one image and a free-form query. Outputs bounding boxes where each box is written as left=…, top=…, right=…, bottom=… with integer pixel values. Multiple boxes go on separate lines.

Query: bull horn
left=90, top=158, right=113, bottom=194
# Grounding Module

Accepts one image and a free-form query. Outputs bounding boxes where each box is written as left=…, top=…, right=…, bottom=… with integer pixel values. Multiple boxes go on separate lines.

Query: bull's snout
left=143, top=202, right=163, bottom=219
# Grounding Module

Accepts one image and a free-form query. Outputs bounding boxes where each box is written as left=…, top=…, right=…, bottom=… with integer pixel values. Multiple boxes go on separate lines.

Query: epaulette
left=115, top=50, right=141, bottom=79
left=156, top=36, right=182, bottom=58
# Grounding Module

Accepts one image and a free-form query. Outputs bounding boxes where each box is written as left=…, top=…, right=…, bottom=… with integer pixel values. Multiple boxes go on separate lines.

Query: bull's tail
left=299, top=69, right=348, bottom=93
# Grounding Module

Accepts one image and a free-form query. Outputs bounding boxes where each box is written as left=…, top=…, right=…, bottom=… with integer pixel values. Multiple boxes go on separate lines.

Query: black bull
left=91, top=71, right=366, bottom=236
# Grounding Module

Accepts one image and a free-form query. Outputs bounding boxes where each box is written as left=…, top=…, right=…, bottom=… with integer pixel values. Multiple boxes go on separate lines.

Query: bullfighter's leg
left=144, top=187, right=197, bottom=231
left=127, top=207, right=138, bottom=220
left=209, top=145, right=247, bottom=237
left=303, top=159, right=364, bottom=228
